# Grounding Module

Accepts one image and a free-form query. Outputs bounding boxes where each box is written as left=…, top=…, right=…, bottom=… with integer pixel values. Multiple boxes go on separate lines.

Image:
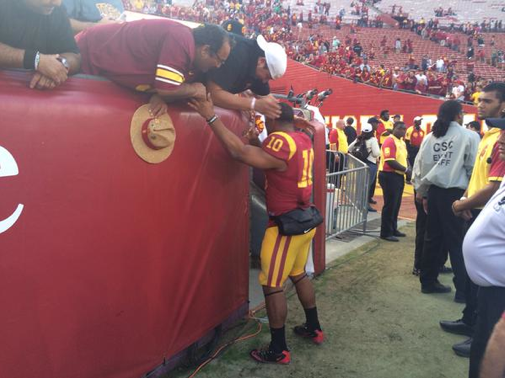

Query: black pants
left=406, top=147, right=419, bottom=182
left=414, top=193, right=449, bottom=270
left=461, top=210, right=481, bottom=326
left=378, top=171, right=404, bottom=237
left=366, top=161, right=377, bottom=203
left=369, top=168, right=377, bottom=201
left=469, top=286, right=505, bottom=378
left=414, top=193, right=426, bottom=270
left=420, top=186, right=468, bottom=293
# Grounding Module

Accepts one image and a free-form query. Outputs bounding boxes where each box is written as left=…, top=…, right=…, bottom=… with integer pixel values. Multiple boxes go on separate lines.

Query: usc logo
left=0, top=146, right=24, bottom=234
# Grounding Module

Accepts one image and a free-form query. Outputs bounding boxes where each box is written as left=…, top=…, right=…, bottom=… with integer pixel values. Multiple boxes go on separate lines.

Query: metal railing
left=325, top=151, right=370, bottom=239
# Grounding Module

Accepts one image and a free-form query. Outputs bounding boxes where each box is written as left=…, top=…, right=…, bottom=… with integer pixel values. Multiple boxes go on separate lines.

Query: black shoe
left=454, top=292, right=466, bottom=304
left=439, top=319, right=474, bottom=337
left=369, top=199, right=377, bottom=204
left=452, top=338, right=472, bottom=358
left=412, top=268, right=420, bottom=276
left=380, top=236, right=399, bottom=242
left=439, top=265, right=453, bottom=274
left=393, top=231, right=406, bottom=237
left=421, top=281, right=452, bottom=294
left=367, top=206, right=377, bottom=213
left=293, top=324, right=325, bottom=345
left=250, top=347, right=291, bottom=364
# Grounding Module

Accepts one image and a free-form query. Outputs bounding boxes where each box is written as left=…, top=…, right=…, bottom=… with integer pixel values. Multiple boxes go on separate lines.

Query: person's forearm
left=0, top=42, right=24, bottom=69
left=480, top=315, right=505, bottom=378
left=208, top=82, right=253, bottom=111
left=69, top=18, right=97, bottom=34
left=208, top=117, right=249, bottom=161
left=60, top=53, right=81, bottom=75
left=454, top=182, right=501, bottom=212
left=386, top=160, right=406, bottom=172
left=156, top=84, right=198, bottom=102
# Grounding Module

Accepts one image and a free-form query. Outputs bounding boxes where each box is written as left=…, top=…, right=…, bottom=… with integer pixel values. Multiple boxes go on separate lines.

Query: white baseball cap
left=414, top=116, right=423, bottom=121
left=256, top=35, right=287, bottom=80
left=362, top=124, right=373, bottom=133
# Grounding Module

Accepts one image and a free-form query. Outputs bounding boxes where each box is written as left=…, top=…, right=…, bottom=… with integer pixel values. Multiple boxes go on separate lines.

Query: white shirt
left=463, top=179, right=505, bottom=287
left=415, top=74, right=427, bottom=85
left=452, top=84, right=465, bottom=100
left=348, top=136, right=380, bottom=164
left=436, top=59, right=444, bottom=69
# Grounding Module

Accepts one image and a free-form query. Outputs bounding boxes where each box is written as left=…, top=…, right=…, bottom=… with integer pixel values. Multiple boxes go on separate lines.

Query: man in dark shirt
left=0, top=0, right=81, bottom=90
left=344, top=117, right=357, bottom=145
left=207, top=35, right=287, bottom=119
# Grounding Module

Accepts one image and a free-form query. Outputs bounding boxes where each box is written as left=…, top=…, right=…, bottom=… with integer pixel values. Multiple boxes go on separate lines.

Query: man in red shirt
left=77, top=19, right=231, bottom=115
left=188, top=98, right=324, bottom=365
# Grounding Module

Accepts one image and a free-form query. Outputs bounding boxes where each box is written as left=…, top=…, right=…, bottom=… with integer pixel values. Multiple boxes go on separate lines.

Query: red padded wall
left=0, top=71, right=249, bottom=378
left=273, top=60, right=477, bottom=130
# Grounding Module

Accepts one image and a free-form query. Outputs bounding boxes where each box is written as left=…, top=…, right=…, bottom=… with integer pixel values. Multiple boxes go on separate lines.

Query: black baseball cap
left=485, top=118, right=505, bottom=130
left=222, top=19, right=245, bottom=36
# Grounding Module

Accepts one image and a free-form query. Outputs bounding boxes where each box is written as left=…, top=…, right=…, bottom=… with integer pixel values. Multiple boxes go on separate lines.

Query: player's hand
left=405, top=166, right=412, bottom=177
left=190, top=83, right=207, bottom=100
left=254, top=95, right=282, bottom=119
left=29, top=72, right=58, bottom=90
left=293, top=117, right=316, bottom=135
left=422, top=198, right=428, bottom=214
left=37, top=54, right=68, bottom=86
left=244, top=124, right=260, bottom=142
left=188, top=92, right=215, bottom=120
left=149, top=94, right=168, bottom=118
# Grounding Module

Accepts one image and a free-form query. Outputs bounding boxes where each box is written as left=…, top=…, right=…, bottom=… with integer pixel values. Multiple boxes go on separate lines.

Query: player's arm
left=188, top=94, right=287, bottom=171
left=207, top=81, right=282, bottom=119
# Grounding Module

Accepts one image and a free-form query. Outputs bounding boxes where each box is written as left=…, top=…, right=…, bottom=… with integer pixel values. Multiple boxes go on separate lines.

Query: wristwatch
left=57, top=56, right=69, bottom=71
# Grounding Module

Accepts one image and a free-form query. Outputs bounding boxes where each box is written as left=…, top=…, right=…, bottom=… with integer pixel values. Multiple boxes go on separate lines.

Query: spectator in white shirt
left=463, top=117, right=505, bottom=378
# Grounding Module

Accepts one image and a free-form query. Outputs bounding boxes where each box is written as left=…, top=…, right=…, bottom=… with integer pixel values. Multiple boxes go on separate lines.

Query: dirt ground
left=171, top=223, right=469, bottom=378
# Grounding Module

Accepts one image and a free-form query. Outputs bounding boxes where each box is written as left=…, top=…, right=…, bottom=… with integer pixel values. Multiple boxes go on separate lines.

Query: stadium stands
left=297, top=24, right=505, bottom=80
left=374, top=0, right=505, bottom=25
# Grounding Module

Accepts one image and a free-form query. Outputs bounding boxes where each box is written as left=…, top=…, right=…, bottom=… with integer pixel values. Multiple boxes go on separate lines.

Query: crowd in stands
left=123, top=0, right=504, bottom=103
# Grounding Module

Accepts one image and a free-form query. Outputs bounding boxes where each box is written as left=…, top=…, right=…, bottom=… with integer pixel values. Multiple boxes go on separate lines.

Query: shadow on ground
left=171, top=223, right=468, bottom=378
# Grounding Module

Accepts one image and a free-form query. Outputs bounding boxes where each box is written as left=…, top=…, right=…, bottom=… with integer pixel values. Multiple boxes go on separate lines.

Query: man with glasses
left=206, top=35, right=287, bottom=120
left=76, top=19, right=231, bottom=115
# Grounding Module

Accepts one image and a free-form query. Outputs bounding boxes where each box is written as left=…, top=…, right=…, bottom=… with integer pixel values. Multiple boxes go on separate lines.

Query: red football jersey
left=262, top=131, right=314, bottom=216
left=77, top=19, right=195, bottom=92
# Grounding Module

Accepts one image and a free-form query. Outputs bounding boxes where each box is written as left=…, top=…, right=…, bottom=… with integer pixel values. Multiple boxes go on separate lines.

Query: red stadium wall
left=0, top=70, right=328, bottom=378
left=0, top=71, right=251, bottom=378
left=273, top=60, right=478, bottom=131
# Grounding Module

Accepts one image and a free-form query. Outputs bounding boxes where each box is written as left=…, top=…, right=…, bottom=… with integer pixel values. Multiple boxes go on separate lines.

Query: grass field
left=171, top=223, right=468, bottom=378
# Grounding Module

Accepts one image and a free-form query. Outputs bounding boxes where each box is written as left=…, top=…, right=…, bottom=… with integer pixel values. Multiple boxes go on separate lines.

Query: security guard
left=378, top=121, right=409, bottom=242
left=439, top=82, right=505, bottom=357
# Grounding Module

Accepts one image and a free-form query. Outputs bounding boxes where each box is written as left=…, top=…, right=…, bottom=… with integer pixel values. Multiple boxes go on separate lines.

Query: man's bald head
left=336, top=120, right=345, bottom=130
